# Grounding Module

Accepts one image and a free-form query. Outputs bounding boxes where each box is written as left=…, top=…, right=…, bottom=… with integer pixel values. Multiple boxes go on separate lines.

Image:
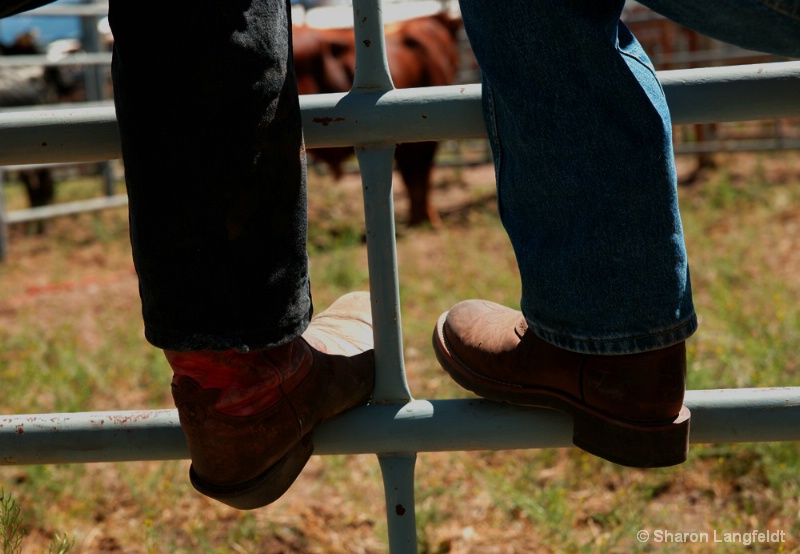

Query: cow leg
left=21, top=168, right=55, bottom=234
left=307, top=146, right=354, bottom=180
left=395, top=142, right=440, bottom=227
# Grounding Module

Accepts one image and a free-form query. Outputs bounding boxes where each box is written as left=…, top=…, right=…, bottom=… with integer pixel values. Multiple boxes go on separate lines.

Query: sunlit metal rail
left=16, top=2, right=108, bottom=17
left=0, top=52, right=112, bottom=67
left=1, top=61, right=799, bottom=235
left=1, top=1, right=799, bottom=551
left=1, top=61, right=800, bottom=167
left=3, top=389, right=800, bottom=466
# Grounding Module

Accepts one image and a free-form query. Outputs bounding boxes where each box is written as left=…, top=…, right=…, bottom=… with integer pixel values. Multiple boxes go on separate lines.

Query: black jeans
left=5, top=0, right=313, bottom=351
left=0, top=0, right=55, bottom=18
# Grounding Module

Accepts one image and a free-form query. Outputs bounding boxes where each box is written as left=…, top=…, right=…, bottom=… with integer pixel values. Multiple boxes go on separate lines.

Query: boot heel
left=571, top=405, right=690, bottom=468
left=190, top=437, right=314, bottom=510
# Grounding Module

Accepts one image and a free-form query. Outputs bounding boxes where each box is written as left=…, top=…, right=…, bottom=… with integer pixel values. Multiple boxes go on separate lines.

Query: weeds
left=1, top=155, right=799, bottom=552
left=1, top=490, right=73, bottom=554
left=47, top=534, right=74, bottom=554
left=1, top=489, right=23, bottom=554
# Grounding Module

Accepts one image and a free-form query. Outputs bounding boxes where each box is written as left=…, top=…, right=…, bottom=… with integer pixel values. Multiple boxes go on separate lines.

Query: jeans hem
left=528, top=313, right=698, bottom=355
left=143, top=318, right=310, bottom=353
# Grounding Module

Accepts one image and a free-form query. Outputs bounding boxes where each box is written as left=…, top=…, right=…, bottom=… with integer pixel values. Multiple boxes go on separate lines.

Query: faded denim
left=458, top=0, right=799, bottom=354
left=640, top=0, right=800, bottom=60
left=3, top=0, right=798, bottom=354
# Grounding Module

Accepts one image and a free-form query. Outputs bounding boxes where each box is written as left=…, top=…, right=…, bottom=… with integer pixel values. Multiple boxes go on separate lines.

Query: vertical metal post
left=351, top=0, right=394, bottom=91
left=0, top=168, right=8, bottom=261
left=378, top=454, right=419, bottom=554
left=80, top=0, right=104, bottom=102
left=350, top=0, right=410, bottom=405
left=81, top=0, right=115, bottom=197
left=356, top=145, right=412, bottom=404
left=350, top=2, right=417, bottom=552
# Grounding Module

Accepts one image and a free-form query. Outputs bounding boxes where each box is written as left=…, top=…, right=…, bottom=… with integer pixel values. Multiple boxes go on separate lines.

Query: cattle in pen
left=1, top=32, right=85, bottom=232
left=292, top=12, right=461, bottom=226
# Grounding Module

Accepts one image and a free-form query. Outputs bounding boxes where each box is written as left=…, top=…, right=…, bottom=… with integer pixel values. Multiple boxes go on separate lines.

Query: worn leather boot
left=167, top=292, right=375, bottom=510
left=433, top=299, right=690, bottom=468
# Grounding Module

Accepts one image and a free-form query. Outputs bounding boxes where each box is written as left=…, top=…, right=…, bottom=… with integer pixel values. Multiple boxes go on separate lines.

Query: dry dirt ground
left=0, top=159, right=498, bottom=335
left=4, top=151, right=798, bottom=332
left=1, top=153, right=800, bottom=553
left=0, top=161, right=505, bottom=554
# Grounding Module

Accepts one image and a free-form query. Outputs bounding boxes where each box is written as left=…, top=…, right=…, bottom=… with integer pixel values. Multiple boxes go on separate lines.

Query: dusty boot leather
left=167, top=292, right=375, bottom=509
left=433, top=299, right=690, bottom=468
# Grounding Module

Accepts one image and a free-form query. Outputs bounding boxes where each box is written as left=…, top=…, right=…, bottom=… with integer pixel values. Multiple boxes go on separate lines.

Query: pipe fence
left=0, top=0, right=112, bottom=259
left=2, top=2, right=799, bottom=258
left=1, top=1, right=800, bottom=552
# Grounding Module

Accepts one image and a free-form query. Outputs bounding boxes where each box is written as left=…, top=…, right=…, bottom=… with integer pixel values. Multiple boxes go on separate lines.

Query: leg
left=395, top=142, right=441, bottom=227
left=0, top=0, right=57, bottom=18
left=459, top=0, right=695, bottom=355
left=434, top=0, right=695, bottom=467
left=639, top=0, right=800, bottom=59
left=111, top=0, right=310, bottom=351
left=109, top=0, right=374, bottom=509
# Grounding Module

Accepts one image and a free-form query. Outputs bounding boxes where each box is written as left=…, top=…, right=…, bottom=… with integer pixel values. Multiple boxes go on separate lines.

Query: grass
left=1, top=489, right=73, bottom=554
left=1, top=152, right=799, bottom=552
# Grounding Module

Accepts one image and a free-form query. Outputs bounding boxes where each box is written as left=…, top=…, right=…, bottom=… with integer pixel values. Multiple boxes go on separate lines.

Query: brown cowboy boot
left=433, top=299, right=690, bottom=468
left=167, top=292, right=375, bottom=510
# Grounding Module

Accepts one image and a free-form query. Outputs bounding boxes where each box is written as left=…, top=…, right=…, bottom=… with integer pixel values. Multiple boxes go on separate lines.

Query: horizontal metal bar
left=674, top=138, right=800, bottom=154
left=8, top=136, right=796, bottom=225
left=653, top=48, right=777, bottom=67
left=20, top=3, right=109, bottom=17
left=0, top=100, right=114, bottom=113
left=302, top=85, right=483, bottom=146
left=1, top=62, right=799, bottom=166
left=0, top=104, right=120, bottom=166
left=4, top=193, right=127, bottom=224
left=661, top=62, right=800, bottom=124
left=312, top=388, right=800, bottom=452
left=0, top=85, right=484, bottom=166
left=0, top=410, right=182, bottom=465
left=684, top=388, right=800, bottom=443
left=0, top=53, right=112, bottom=68
left=1, top=161, right=93, bottom=171
left=1, top=388, right=798, bottom=466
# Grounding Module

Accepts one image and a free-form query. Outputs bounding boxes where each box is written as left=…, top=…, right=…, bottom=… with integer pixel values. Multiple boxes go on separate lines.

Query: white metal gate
left=2, top=1, right=800, bottom=552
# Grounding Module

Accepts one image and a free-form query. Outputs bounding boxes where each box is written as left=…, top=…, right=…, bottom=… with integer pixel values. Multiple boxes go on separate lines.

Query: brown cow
left=292, top=13, right=461, bottom=226
left=1, top=32, right=61, bottom=233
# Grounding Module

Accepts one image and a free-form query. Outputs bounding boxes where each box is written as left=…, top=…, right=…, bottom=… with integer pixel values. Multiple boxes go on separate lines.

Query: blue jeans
left=640, top=0, right=800, bottom=60
left=4, top=0, right=798, bottom=354
left=459, top=0, right=800, bottom=355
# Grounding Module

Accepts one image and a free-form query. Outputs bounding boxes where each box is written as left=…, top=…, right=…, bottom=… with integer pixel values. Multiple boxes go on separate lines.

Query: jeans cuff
left=143, top=318, right=310, bottom=353
left=529, top=313, right=698, bottom=355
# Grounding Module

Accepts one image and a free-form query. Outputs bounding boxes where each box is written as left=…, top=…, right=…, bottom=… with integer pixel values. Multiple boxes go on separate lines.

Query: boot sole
left=189, top=436, right=314, bottom=510
left=433, top=312, right=690, bottom=468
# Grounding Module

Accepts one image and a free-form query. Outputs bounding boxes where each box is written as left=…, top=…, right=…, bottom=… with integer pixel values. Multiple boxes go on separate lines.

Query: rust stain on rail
left=106, top=412, right=161, bottom=425
left=312, top=116, right=346, bottom=126
left=0, top=410, right=168, bottom=433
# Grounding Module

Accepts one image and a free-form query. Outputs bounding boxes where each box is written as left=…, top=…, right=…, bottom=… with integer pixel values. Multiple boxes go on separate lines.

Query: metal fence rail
left=0, top=0, right=113, bottom=259
left=2, top=62, right=800, bottom=166
left=4, top=389, right=800, bottom=466
left=2, top=1, right=800, bottom=552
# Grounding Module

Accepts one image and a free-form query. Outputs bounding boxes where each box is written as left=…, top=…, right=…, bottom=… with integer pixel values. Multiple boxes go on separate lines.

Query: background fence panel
left=1, top=2, right=800, bottom=552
